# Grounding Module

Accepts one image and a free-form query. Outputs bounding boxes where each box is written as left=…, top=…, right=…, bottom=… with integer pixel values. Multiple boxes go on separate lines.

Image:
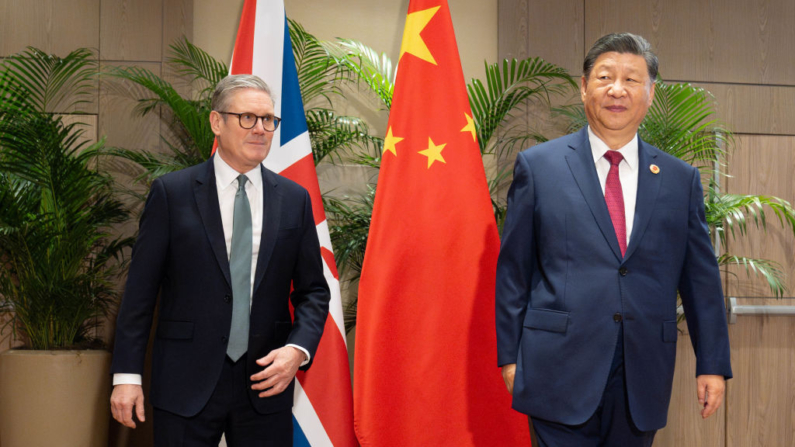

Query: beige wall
left=193, top=0, right=497, bottom=86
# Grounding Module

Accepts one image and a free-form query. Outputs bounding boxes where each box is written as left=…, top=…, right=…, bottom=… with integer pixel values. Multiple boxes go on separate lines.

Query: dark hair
left=583, top=33, right=658, bottom=82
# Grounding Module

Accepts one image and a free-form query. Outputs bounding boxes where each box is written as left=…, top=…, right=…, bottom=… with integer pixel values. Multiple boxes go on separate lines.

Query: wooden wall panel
left=100, top=0, right=162, bottom=61
left=586, top=0, right=795, bottom=86
left=724, top=136, right=795, bottom=296
left=678, top=83, right=795, bottom=136
left=498, top=0, right=529, bottom=61
left=162, top=0, right=193, bottom=56
left=0, top=0, right=100, bottom=57
left=656, top=325, right=725, bottom=447
left=726, top=310, right=795, bottom=447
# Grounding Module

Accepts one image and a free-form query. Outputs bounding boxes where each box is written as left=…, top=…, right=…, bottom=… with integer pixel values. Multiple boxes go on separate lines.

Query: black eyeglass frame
left=216, top=111, right=281, bottom=131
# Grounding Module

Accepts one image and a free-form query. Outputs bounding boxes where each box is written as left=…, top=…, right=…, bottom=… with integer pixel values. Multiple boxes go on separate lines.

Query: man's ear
left=648, top=81, right=656, bottom=106
left=580, top=75, right=588, bottom=103
left=210, top=110, right=223, bottom=136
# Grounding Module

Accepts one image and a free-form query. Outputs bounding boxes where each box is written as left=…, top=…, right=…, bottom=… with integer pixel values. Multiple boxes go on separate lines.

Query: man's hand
left=697, top=374, right=725, bottom=419
left=110, top=384, right=145, bottom=429
left=502, top=363, right=517, bottom=395
left=250, top=346, right=306, bottom=398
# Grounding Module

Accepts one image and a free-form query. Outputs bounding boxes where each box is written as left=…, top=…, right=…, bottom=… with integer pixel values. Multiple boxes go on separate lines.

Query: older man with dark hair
left=110, top=74, right=330, bottom=446
left=496, top=33, right=731, bottom=446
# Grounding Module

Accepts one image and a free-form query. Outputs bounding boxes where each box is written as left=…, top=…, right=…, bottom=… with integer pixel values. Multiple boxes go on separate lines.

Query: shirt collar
left=587, top=126, right=639, bottom=170
left=213, top=150, right=263, bottom=191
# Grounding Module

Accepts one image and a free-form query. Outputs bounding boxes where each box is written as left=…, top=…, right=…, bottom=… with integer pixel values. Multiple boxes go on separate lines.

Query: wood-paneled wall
left=499, top=1, right=795, bottom=445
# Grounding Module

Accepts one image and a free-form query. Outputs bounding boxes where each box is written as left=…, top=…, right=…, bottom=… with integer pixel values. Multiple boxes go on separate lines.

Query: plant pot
left=0, top=349, right=111, bottom=447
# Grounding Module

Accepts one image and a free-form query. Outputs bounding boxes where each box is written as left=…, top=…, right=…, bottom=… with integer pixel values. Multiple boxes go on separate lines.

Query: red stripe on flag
left=320, top=247, right=339, bottom=280
left=296, top=317, right=355, bottom=447
left=230, top=0, right=256, bottom=74
left=278, top=154, right=327, bottom=226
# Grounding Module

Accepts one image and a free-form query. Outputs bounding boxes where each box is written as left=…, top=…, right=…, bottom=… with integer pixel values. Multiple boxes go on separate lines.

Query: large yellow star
left=399, top=6, right=440, bottom=65
left=461, top=112, right=477, bottom=142
left=418, top=137, right=447, bottom=168
left=383, top=126, right=404, bottom=157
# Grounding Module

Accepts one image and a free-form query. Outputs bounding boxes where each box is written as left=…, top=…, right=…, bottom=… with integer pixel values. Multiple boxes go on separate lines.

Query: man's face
left=210, top=88, right=275, bottom=173
left=580, top=52, right=655, bottom=148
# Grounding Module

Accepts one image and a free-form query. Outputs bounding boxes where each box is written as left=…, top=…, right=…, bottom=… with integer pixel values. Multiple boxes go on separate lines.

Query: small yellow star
left=383, top=126, right=404, bottom=156
left=418, top=137, right=446, bottom=168
left=461, top=112, right=477, bottom=142
left=399, top=6, right=440, bottom=65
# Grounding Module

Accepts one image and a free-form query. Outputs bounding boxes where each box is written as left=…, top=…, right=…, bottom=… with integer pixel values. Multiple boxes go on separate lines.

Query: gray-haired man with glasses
left=110, top=74, right=330, bottom=446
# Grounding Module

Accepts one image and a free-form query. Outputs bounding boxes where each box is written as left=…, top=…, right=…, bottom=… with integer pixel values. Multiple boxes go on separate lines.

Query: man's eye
left=262, top=115, right=273, bottom=123
left=241, top=113, right=257, bottom=121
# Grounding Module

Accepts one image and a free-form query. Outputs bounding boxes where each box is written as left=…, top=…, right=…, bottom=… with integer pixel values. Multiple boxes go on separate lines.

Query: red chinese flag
left=353, top=1, right=531, bottom=445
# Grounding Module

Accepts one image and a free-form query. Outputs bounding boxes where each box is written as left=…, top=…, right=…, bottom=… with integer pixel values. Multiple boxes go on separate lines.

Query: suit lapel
left=194, top=159, right=232, bottom=287
left=253, top=165, right=282, bottom=294
left=624, top=139, right=661, bottom=261
left=565, top=128, right=624, bottom=262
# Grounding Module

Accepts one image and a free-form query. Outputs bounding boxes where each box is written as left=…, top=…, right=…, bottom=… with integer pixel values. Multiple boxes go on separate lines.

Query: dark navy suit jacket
left=111, top=158, right=330, bottom=417
left=496, top=128, right=732, bottom=431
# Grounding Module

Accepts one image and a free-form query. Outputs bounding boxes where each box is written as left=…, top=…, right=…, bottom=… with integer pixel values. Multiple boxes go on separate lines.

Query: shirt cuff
left=285, top=344, right=310, bottom=366
left=113, top=373, right=143, bottom=386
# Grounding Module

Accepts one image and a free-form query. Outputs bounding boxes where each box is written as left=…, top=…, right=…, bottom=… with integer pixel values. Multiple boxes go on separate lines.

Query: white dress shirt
left=588, top=126, right=639, bottom=246
left=113, top=153, right=307, bottom=386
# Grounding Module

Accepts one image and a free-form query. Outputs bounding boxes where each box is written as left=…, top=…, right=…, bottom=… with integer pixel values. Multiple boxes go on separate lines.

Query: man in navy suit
left=496, top=33, right=731, bottom=446
left=110, top=75, right=330, bottom=446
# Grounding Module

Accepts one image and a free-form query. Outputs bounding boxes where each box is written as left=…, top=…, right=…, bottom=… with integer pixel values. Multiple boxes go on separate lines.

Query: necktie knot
left=237, top=175, right=249, bottom=193
left=604, top=150, right=623, bottom=166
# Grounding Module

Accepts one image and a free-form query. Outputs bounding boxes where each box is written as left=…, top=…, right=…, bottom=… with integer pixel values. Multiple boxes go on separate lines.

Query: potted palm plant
left=0, top=48, right=133, bottom=447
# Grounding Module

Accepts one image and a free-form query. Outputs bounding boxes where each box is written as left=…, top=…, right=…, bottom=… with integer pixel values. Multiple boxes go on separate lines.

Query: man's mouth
left=605, top=105, right=627, bottom=112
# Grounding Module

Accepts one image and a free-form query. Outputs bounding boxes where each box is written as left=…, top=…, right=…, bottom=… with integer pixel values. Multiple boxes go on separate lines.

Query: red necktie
left=603, top=150, right=626, bottom=257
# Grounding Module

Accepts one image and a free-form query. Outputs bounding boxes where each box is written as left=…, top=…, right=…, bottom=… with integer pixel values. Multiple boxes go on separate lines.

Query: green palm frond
left=330, top=39, right=396, bottom=109
left=167, top=37, right=229, bottom=98
left=641, top=81, right=731, bottom=165
left=706, top=188, right=795, bottom=245
left=0, top=47, right=96, bottom=113
left=718, top=255, right=787, bottom=297
left=289, top=19, right=344, bottom=106
left=306, top=108, right=380, bottom=165
left=467, top=57, right=577, bottom=155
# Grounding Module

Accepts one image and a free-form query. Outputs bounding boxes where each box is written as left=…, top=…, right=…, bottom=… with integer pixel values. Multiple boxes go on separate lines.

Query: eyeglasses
left=217, top=111, right=281, bottom=132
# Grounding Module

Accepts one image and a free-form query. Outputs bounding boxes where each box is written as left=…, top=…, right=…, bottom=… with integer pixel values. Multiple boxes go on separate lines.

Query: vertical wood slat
left=0, top=0, right=100, bottom=57
left=100, top=0, right=163, bottom=62
left=726, top=309, right=795, bottom=447
left=585, top=0, right=795, bottom=86
left=724, top=136, right=795, bottom=297
left=655, top=326, right=725, bottom=447
left=98, top=62, right=162, bottom=152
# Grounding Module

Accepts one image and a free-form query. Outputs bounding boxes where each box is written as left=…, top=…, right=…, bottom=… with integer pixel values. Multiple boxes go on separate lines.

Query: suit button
left=614, top=313, right=623, bottom=322
left=619, top=267, right=628, bottom=276
left=224, top=294, right=231, bottom=303
left=221, top=336, right=228, bottom=343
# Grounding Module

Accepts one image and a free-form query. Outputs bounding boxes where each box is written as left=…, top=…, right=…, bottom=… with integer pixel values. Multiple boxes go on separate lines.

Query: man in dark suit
left=110, top=74, right=330, bottom=446
left=496, top=33, right=732, bottom=446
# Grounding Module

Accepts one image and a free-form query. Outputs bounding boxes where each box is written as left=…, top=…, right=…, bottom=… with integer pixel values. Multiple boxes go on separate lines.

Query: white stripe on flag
left=262, top=131, right=312, bottom=174
left=293, top=380, right=333, bottom=446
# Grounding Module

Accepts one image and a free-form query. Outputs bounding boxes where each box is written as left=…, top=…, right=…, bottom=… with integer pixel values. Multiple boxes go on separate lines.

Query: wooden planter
left=0, top=350, right=111, bottom=447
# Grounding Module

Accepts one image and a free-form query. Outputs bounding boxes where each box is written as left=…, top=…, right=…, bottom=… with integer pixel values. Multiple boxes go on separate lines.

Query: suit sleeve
left=496, top=153, right=535, bottom=367
left=111, top=177, right=170, bottom=375
left=286, top=189, right=330, bottom=370
left=677, top=167, right=732, bottom=379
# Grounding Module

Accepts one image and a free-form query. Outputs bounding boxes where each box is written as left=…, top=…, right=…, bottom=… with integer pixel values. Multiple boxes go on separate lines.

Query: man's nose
left=608, top=81, right=627, bottom=97
left=251, top=117, right=267, bottom=134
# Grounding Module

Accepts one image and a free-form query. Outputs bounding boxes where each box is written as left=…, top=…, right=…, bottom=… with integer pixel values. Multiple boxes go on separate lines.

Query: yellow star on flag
left=399, top=6, right=440, bottom=65
left=418, top=137, right=446, bottom=168
left=461, top=112, right=477, bottom=142
left=384, top=126, right=404, bottom=157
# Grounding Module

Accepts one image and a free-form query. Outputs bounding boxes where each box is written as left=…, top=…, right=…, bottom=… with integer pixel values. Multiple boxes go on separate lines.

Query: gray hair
left=583, top=33, right=658, bottom=82
left=211, top=74, right=274, bottom=112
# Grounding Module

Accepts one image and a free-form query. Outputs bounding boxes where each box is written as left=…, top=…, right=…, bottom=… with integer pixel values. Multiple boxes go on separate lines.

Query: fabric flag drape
left=352, top=1, right=531, bottom=445
left=228, top=1, right=356, bottom=446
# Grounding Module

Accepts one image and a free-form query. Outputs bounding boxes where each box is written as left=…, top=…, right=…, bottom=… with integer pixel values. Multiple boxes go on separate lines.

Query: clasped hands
left=110, top=346, right=306, bottom=429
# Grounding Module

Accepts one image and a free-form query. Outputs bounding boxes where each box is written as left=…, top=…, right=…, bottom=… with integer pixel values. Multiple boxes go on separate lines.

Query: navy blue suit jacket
left=111, top=158, right=330, bottom=417
left=496, top=128, right=731, bottom=431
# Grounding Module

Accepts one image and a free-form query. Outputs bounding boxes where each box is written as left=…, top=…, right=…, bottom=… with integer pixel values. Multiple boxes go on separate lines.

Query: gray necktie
left=227, top=174, right=252, bottom=361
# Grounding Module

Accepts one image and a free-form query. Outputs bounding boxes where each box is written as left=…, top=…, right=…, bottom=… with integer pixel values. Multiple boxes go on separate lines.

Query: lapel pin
left=650, top=164, right=660, bottom=174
